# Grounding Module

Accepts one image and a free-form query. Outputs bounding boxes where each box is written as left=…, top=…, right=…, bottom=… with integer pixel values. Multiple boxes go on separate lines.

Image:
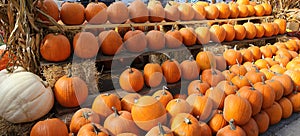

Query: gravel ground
left=261, top=113, right=300, bottom=136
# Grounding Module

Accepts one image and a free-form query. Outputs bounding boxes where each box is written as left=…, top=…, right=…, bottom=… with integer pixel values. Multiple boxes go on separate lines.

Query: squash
left=85, top=2, right=107, bottom=24
left=273, top=23, right=280, bottom=36
left=107, top=1, right=129, bottom=24
left=237, top=0, right=250, bottom=5
left=30, top=118, right=68, bottom=136
left=178, top=3, right=195, bottom=21
left=164, top=2, right=180, bottom=22
left=272, top=74, right=294, bottom=96
left=70, top=108, right=100, bottom=134
left=146, top=122, right=174, bottom=136
left=229, top=62, right=247, bottom=76
left=261, top=3, right=272, bottom=15
left=60, top=2, right=85, bottom=25
left=255, top=24, right=265, bottom=38
left=37, top=0, right=60, bottom=23
left=92, top=93, right=121, bottom=121
left=223, top=48, right=243, bottom=66
left=165, top=29, right=183, bottom=48
left=254, top=4, right=265, bottom=16
left=166, top=99, right=192, bottom=118
left=229, top=3, right=239, bottom=18
left=187, top=79, right=210, bottom=95
left=77, top=123, right=109, bottom=136
left=222, top=24, right=235, bottom=42
left=234, top=25, right=246, bottom=41
left=180, top=55, right=200, bottom=80
left=216, top=119, right=246, bottom=136
left=119, top=67, right=144, bottom=93
left=40, top=33, right=71, bottom=62
left=238, top=5, right=249, bottom=18
left=246, top=5, right=255, bottom=17
left=216, top=80, right=238, bottom=96
left=161, top=58, right=181, bottom=84
left=262, top=23, right=275, bottom=37
left=216, top=3, right=230, bottom=19
left=205, top=4, right=219, bottom=20
left=231, top=75, right=251, bottom=89
left=146, top=29, right=165, bottom=50
left=265, top=79, right=284, bottom=101
left=210, top=25, right=226, bottom=43
left=274, top=19, right=287, bottom=34
left=195, top=27, right=210, bottom=45
left=128, top=0, right=149, bottom=23
left=0, top=67, right=54, bottom=123
left=144, top=63, right=163, bottom=88
left=186, top=93, right=213, bottom=121
left=73, top=32, right=99, bottom=59
left=196, top=51, right=216, bottom=71
left=170, top=113, right=201, bottom=136
left=148, top=0, right=165, bottom=22
left=240, top=48, right=254, bottom=63
left=131, top=96, right=167, bottom=131
left=124, top=28, right=147, bottom=53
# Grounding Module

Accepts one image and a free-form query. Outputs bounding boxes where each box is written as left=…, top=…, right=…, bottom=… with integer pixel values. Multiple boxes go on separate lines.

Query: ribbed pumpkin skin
left=69, top=108, right=100, bottom=134
left=119, top=68, right=144, bottom=93
left=216, top=3, right=230, bottom=19
left=73, top=32, right=99, bottom=59
left=205, top=5, right=219, bottom=20
left=178, top=3, right=195, bottom=21
left=229, top=3, right=239, bottom=18
left=85, top=2, right=107, bottom=24
left=148, top=0, right=165, bottom=23
left=180, top=27, right=197, bottom=46
left=216, top=121, right=247, bottom=136
left=208, top=110, right=228, bottom=134
left=165, top=30, right=183, bottom=48
left=30, top=118, right=69, bottom=136
left=241, top=118, right=259, bottom=136
left=274, top=19, right=287, bottom=34
left=124, top=30, right=147, bottom=53
left=263, top=102, right=283, bottom=125
left=253, top=111, right=270, bottom=134
left=166, top=98, right=192, bottom=118
left=244, top=22, right=257, bottom=39
left=37, top=0, right=60, bottom=22
left=186, top=94, right=213, bottom=121
left=98, top=30, right=123, bottom=56
left=143, top=63, right=163, bottom=87
left=222, top=24, right=235, bottom=42
left=107, top=1, right=129, bottom=24
left=210, top=25, right=226, bottom=43
left=196, top=51, right=217, bottom=71
left=278, top=97, right=293, bottom=119
left=77, top=123, right=109, bottom=136
left=145, top=124, right=173, bottom=136
left=161, top=59, right=181, bottom=84
left=288, top=92, right=300, bottom=112
left=234, top=25, right=246, bottom=41
left=128, top=0, right=149, bottom=23
left=60, top=2, right=85, bottom=25
left=238, top=86, right=263, bottom=116
left=121, top=93, right=141, bottom=112
left=180, top=57, right=200, bottom=80
left=170, top=113, right=201, bottom=136
left=146, top=30, right=165, bottom=50
left=253, top=81, right=276, bottom=109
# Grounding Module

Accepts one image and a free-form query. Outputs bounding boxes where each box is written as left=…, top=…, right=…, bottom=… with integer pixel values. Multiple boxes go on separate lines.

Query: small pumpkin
left=260, top=68, right=275, bottom=80
left=238, top=86, right=263, bottom=116
left=255, top=24, right=265, bottom=38
left=73, top=32, right=99, bottom=59
left=229, top=3, right=239, bottom=18
left=164, top=2, right=180, bottom=22
left=165, top=29, right=183, bottom=48
left=254, top=4, right=265, bottom=16
left=166, top=98, right=192, bottom=118
left=98, top=30, right=123, bottom=55
left=144, top=63, right=163, bottom=88
left=222, top=24, right=236, bottom=42
left=208, top=110, right=228, bottom=134
left=107, top=1, right=129, bottom=24
left=124, top=28, right=147, bottom=53
left=262, top=23, right=275, bottom=37
left=234, top=25, right=246, bottom=41
left=216, top=80, right=238, bottom=96
left=195, top=27, right=210, bottom=45
left=128, top=0, right=149, bottom=23
left=200, top=122, right=212, bottom=136
left=216, top=3, right=230, bottom=19
left=92, top=93, right=122, bottom=120
left=241, top=118, right=259, bottom=136
left=85, top=2, right=108, bottom=24
left=145, top=122, right=174, bottom=136
left=161, top=58, right=181, bottom=84
left=223, top=70, right=237, bottom=81
left=180, top=55, right=200, bottom=80
left=204, top=4, right=220, bottom=20
left=146, top=29, right=165, bottom=51
left=288, top=91, right=300, bottom=112
left=278, top=97, right=293, bottom=119
left=205, top=87, right=226, bottom=109
left=37, top=0, right=60, bottom=23
left=70, top=108, right=100, bottom=134
left=215, top=55, right=227, bottom=72
left=240, top=48, right=254, bottom=63
left=187, top=79, right=210, bottom=95
left=253, top=111, right=270, bottom=134
left=236, top=0, right=250, bottom=5
left=119, top=67, right=144, bottom=92
left=223, top=47, right=243, bottom=66
left=121, top=93, right=141, bottom=112
left=284, top=70, right=300, bottom=91
left=196, top=51, right=217, bottom=71
left=60, top=2, right=85, bottom=25
left=229, top=62, right=247, bottom=76
left=179, top=27, right=197, bottom=46
left=238, top=5, right=249, bottom=18
left=274, top=19, right=287, bottom=34
left=248, top=45, right=262, bottom=61
left=231, top=75, right=250, bottom=89
left=261, top=3, right=272, bottom=15
left=186, top=93, right=213, bottom=121
left=272, top=74, right=294, bottom=96
left=178, top=3, right=195, bottom=21
left=253, top=76, right=276, bottom=109
left=244, top=67, right=266, bottom=84
left=170, top=113, right=201, bottom=136
left=201, top=68, right=225, bottom=87
left=77, top=123, right=109, bottom=136
left=246, top=5, right=255, bottom=17
left=243, top=22, right=257, bottom=39
left=153, top=86, right=174, bottom=107
left=193, top=4, right=206, bottom=20
left=30, top=118, right=69, bottom=136
left=263, top=102, right=282, bottom=125
left=148, top=0, right=165, bottom=22
left=210, top=25, right=226, bottom=43
left=216, top=119, right=246, bottom=136
left=265, top=79, right=284, bottom=101
left=270, top=64, right=287, bottom=74
left=273, top=23, right=280, bottom=36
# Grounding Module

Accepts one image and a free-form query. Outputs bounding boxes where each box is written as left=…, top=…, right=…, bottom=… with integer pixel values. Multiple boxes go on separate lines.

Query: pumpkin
left=243, top=62, right=257, bottom=72
left=208, top=110, right=228, bottom=134
left=231, top=75, right=250, bottom=89
left=40, top=33, right=71, bottom=62
left=170, top=113, right=201, bottom=136
left=146, top=122, right=174, bottom=136
left=260, top=45, right=274, bottom=58
left=246, top=5, right=255, bottom=17
left=166, top=98, right=192, bottom=118
left=274, top=42, right=287, bottom=49
left=264, top=57, right=279, bottom=67
left=229, top=62, right=247, bottom=76
left=0, top=67, right=54, bottom=123
left=223, top=94, right=252, bottom=125
left=186, top=93, right=213, bottom=121
left=161, top=58, right=181, bottom=83
left=187, top=79, right=210, bottom=95
left=153, top=86, right=174, bottom=107
left=117, top=133, right=138, bottom=136
left=123, top=28, right=147, bottom=53
left=128, top=0, right=149, bottom=23
left=229, top=3, right=239, bottom=18
left=216, top=3, right=230, bottom=19
left=85, top=2, right=107, bottom=24
left=263, top=102, right=282, bottom=125
left=200, top=122, right=212, bottom=136
left=223, top=48, right=243, bottom=66
left=92, top=93, right=121, bottom=121
left=272, top=74, right=294, bottom=96
left=165, top=29, right=183, bottom=48
left=178, top=3, right=195, bottom=21
left=254, top=4, right=265, bottom=16
left=98, top=30, right=123, bottom=55
left=77, top=123, right=109, bottom=136
left=107, top=1, right=129, bottom=23
left=195, top=27, right=210, bottom=45
left=37, top=0, right=60, bottom=23
left=196, top=51, right=217, bottom=71
left=260, top=68, right=275, bottom=80
left=180, top=27, right=197, bottom=46
left=104, top=107, right=140, bottom=135
left=30, top=118, right=69, bottom=136
left=265, top=79, right=284, bottom=101
left=236, top=0, right=250, bottom=5
left=223, top=70, right=237, bottom=81
left=243, top=22, right=257, bottom=39
left=148, top=0, right=165, bottom=22
left=240, top=49, right=254, bottom=63
left=216, top=80, right=238, bottom=96
left=144, top=63, right=163, bottom=87
left=248, top=45, right=262, bottom=61
left=131, top=96, right=167, bottom=131
left=146, top=29, right=165, bottom=51
left=238, top=86, right=263, bottom=116
left=216, top=119, right=246, bottom=136
left=201, top=68, right=225, bottom=87
left=255, top=24, right=265, bottom=38
left=253, top=77, right=276, bottom=109
left=73, top=32, right=99, bottom=59
left=270, top=64, right=287, bottom=74
left=121, top=93, right=141, bottom=112
left=278, top=97, right=293, bottom=119
left=193, top=4, right=206, bottom=20
left=238, top=5, right=249, bottom=18
left=119, top=67, right=144, bottom=92
left=253, top=111, right=269, bottom=134
left=288, top=91, right=300, bottom=112
left=254, top=58, right=270, bottom=69
left=204, top=4, right=219, bottom=20
left=70, top=108, right=100, bottom=134
left=262, top=23, right=275, bottom=37
left=195, top=1, right=209, bottom=7
left=274, top=54, right=290, bottom=67
left=0, top=46, right=10, bottom=70
left=245, top=67, right=266, bottom=84
left=261, top=3, right=272, bottom=15
left=180, top=55, right=200, bottom=80
left=286, top=40, right=299, bottom=52
left=284, top=70, right=300, bottom=91
left=272, top=23, right=280, bottom=36
left=222, top=24, right=235, bottom=42
left=241, top=118, right=259, bottom=136
left=234, top=25, right=246, bottom=40
left=210, top=25, right=226, bottom=42
left=205, top=87, right=226, bottom=109
left=60, top=2, right=85, bottom=25
left=274, top=19, right=287, bottom=34
left=164, top=2, right=180, bottom=22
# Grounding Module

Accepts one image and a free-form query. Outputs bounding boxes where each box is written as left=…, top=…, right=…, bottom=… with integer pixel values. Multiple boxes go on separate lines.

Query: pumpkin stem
left=126, top=66, right=134, bottom=73
left=67, top=68, right=72, bottom=78
left=41, top=81, right=49, bottom=88
left=154, top=24, right=158, bottom=31
left=189, top=55, right=194, bottom=61
left=196, top=88, right=204, bottom=96
left=249, top=44, right=255, bottom=47
left=112, top=106, right=120, bottom=117
left=234, top=45, right=238, bottom=51
left=175, top=98, right=181, bottom=103
left=162, top=86, right=168, bottom=95
left=92, top=123, right=102, bottom=135
left=229, top=119, right=236, bottom=130
left=82, top=111, right=92, bottom=119
left=229, top=81, right=234, bottom=86
left=261, top=76, right=265, bottom=84
left=129, top=24, right=135, bottom=31
left=134, top=98, right=139, bottom=103
left=236, top=59, right=240, bottom=66
left=158, top=122, right=166, bottom=135
left=184, top=117, right=192, bottom=124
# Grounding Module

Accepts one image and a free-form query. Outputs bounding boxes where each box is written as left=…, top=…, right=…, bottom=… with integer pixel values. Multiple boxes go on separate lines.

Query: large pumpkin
left=60, top=2, right=85, bottom=25
left=92, top=93, right=122, bottom=120
left=161, top=58, right=181, bottom=84
left=85, top=2, right=107, bottom=24
left=98, top=30, right=123, bottom=56
left=222, top=24, right=235, bottom=42
left=54, top=70, right=88, bottom=108
left=263, top=102, right=282, bottom=125
left=119, top=67, right=144, bottom=92
left=180, top=55, right=200, bottom=80
left=107, top=1, right=129, bottom=24
left=148, top=0, right=165, bottom=22
left=73, top=32, right=99, bottom=59
left=223, top=94, right=252, bottom=125
left=131, top=96, right=167, bottom=131
left=195, top=27, right=210, bottom=45
left=204, top=4, right=219, bottom=20
left=37, top=0, right=60, bottom=23
left=144, top=63, right=163, bottom=87
left=124, top=28, right=147, bottom=53
left=238, top=86, right=263, bottom=116
left=178, top=3, right=195, bottom=21
left=0, top=67, right=54, bottom=123
left=30, top=118, right=69, bottom=136
left=70, top=108, right=100, bottom=134
left=170, top=113, right=201, bottom=136
left=40, top=33, right=71, bottom=62
left=128, top=0, right=149, bottom=23
left=210, top=25, right=226, bottom=43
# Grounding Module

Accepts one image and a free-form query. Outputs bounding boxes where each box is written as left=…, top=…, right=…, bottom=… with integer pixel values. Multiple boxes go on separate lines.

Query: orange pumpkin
left=229, top=63, right=247, bottom=76
left=107, top=1, right=129, bottom=23
left=240, top=48, right=254, bottom=63
left=272, top=23, right=280, bottom=36
left=200, top=122, right=212, bottom=136
left=261, top=3, right=272, bottom=15
left=274, top=19, right=287, bottom=34
left=216, top=80, right=238, bottom=96
left=119, top=67, right=144, bottom=92
left=231, top=75, right=250, bottom=89
left=241, top=118, right=259, bottom=136
left=270, top=64, right=287, bottom=74
left=145, top=123, right=173, bottom=136
left=146, top=29, right=165, bottom=50
left=265, top=79, right=284, bottom=101
left=248, top=45, right=262, bottom=61
left=37, top=0, right=60, bottom=23
left=180, top=27, right=197, bottom=46
left=215, top=55, right=227, bottom=72
left=40, top=33, right=71, bottom=62
left=30, top=118, right=69, bottom=136
left=260, top=68, right=275, bottom=80
left=201, top=69, right=225, bottom=87
left=278, top=97, right=293, bottom=119
left=128, top=0, right=149, bottom=23
left=216, top=3, right=230, bottom=19
left=0, top=47, right=10, bottom=71
left=210, top=25, right=226, bottom=42
left=187, top=79, right=210, bottom=95
left=180, top=55, right=200, bottom=80
left=98, top=30, right=123, bottom=55
left=144, top=63, right=163, bottom=88
left=288, top=91, right=300, bottom=112
left=121, top=93, right=141, bottom=112
left=255, top=24, right=265, bottom=38
left=165, top=29, right=183, bottom=48
left=246, top=5, right=255, bottom=17
left=238, top=5, right=249, bottom=18
left=238, top=86, right=263, bottom=116
left=223, top=70, right=237, bottom=81
left=253, top=77, right=276, bottom=109
left=208, top=110, right=228, bottom=134
left=170, top=113, right=201, bottom=136
left=205, top=87, right=226, bottom=109
left=236, top=0, right=250, bottom=5
left=124, top=28, right=147, bottom=53
left=204, top=4, right=220, bottom=20
left=234, top=25, right=246, bottom=40
left=272, top=74, right=294, bottom=96
left=148, top=0, right=165, bottom=22
left=161, top=58, right=181, bottom=84
left=254, top=4, right=265, bottom=16
left=77, top=123, right=109, bottom=136
left=263, top=102, right=282, bottom=125
left=260, top=46, right=273, bottom=58
left=243, top=22, right=257, bottom=39
left=193, top=4, right=206, bottom=20
left=164, top=2, right=180, bottom=22
left=284, top=70, right=300, bottom=91
left=178, top=3, right=195, bottom=21
left=195, top=27, right=210, bottom=45
left=216, top=119, right=246, bottom=136
left=262, top=23, right=275, bottom=37
left=73, top=32, right=99, bottom=59
left=229, top=3, right=239, bottom=18
left=60, top=2, right=85, bottom=25
left=85, top=2, right=107, bottom=24
left=253, top=111, right=270, bottom=134
left=222, top=24, right=235, bottom=42
left=153, top=86, right=174, bottom=107
left=223, top=48, right=243, bottom=66
left=70, top=108, right=100, bottom=134
left=166, top=98, right=192, bottom=117
left=186, top=94, right=213, bottom=121
left=196, top=51, right=217, bottom=71
left=132, top=96, right=167, bottom=131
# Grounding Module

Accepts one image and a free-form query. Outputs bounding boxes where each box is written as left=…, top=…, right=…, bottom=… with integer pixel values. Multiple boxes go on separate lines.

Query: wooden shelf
left=48, top=16, right=274, bottom=30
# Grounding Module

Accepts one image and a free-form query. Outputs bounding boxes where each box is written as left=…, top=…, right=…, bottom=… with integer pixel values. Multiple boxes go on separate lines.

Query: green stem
left=158, top=122, right=166, bottom=135
left=229, top=119, right=236, bottom=130
left=112, top=106, right=120, bottom=117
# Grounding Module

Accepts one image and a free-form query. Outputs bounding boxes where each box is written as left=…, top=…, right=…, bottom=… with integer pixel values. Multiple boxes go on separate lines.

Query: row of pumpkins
left=39, top=0, right=273, bottom=26
left=24, top=37, right=300, bottom=135
left=39, top=18, right=286, bottom=62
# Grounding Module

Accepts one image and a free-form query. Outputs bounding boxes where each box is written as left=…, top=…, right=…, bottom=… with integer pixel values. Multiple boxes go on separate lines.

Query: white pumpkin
left=0, top=67, right=54, bottom=123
